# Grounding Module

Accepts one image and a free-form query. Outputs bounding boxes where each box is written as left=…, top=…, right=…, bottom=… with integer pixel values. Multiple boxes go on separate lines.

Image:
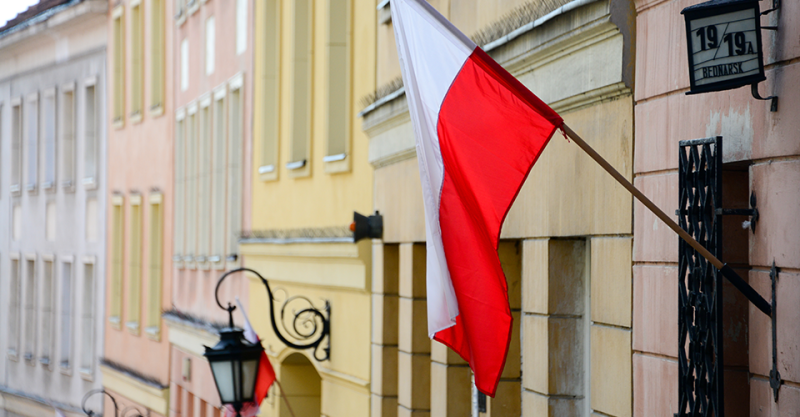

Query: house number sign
left=681, top=0, right=766, bottom=94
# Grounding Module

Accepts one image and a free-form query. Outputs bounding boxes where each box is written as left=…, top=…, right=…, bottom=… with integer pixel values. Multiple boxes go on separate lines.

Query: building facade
left=362, top=0, right=635, bottom=416
left=0, top=1, right=109, bottom=415
left=101, top=0, right=174, bottom=415
left=633, top=0, right=800, bottom=414
left=166, top=0, right=254, bottom=414
left=243, top=0, right=377, bottom=416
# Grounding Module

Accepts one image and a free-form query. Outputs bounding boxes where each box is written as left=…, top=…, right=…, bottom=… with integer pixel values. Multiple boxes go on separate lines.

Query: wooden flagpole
left=561, top=123, right=772, bottom=316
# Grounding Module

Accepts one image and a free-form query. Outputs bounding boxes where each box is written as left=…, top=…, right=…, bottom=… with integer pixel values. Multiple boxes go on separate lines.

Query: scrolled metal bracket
left=752, top=83, right=778, bottom=112
left=82, top=389, right=118, bottom=417
left=215, top=267, right=331, bottom=362
left=769, top=261, right=782, bottom=402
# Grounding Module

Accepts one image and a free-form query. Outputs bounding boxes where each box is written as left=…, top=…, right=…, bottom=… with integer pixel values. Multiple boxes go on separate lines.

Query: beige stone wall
left=364, top=0, right=635, bottom=416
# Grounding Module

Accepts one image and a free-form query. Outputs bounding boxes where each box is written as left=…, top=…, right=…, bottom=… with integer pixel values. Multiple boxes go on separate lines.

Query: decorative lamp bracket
left=215, top=267, right=331, bottom=362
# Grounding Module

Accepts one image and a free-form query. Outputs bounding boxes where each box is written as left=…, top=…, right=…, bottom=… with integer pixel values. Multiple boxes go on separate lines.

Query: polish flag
left=391, top=0, right=563, bottom=396
left=234, top=298, right=276, bottom=413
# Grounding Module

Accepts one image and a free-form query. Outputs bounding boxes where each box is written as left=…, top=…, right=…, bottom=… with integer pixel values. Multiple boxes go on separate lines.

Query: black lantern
left=204, top=319, right=264, bottom=412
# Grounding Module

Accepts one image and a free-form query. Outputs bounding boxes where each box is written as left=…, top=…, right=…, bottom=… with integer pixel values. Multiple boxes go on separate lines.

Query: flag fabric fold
left=390, top=0, right=563, bottom=397
left=236, top=298, right=276, bottom=409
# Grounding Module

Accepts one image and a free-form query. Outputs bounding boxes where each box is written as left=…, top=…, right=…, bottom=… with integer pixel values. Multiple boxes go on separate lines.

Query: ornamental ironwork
left=677, top=136, right=725, bottom=417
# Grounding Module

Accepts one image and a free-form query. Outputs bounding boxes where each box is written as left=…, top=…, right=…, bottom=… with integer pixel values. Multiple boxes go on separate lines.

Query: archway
left=279, top=353, right=321, bottom=417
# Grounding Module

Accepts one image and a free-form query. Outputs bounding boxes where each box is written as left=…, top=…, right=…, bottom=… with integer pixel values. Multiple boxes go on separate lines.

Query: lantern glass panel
left=233, top=359, right=242, bottom=401
left=241, top=359, right=259, bottom=401
left=211, top=360, right=236, bottom=403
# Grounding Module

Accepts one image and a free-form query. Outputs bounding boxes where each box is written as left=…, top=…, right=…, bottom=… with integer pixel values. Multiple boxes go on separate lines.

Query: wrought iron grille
left=676, top=136, right=724, bottom=417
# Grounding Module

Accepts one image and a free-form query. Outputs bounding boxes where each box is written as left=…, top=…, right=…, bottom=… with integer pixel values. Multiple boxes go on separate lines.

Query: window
left=40, top=259, right=55, bottom=366
left=324, top=0, right=349, bottom=171
left=185, top=108, right=197, bottom=265
left=43, top=90, right=57, bottom=188
left=197, top=101, right=211, bottom=264
left=61, top=88, right=76, bottom=188
left=228, top=83, right=243, bottom=258
left=11, top=101, right=22, bottom=191
left=151, top=0, right=165, bottom=113
left=174, top=113, right=185, bottom=266
left=80, top=261, right=95, bottom=374
left=59, top=261, right=73, bottom=369
left=236, top=0, right=247, bottom=55
left=113, top=6, right=125, bottom=125
left=13, top=205, right=21, bottom=241
left=258, top=0, right=279, bottom=179
left=206, top=17, right=215, bottom=75
left=181, top=39, right=189, bottom=92
left=8, top=258, right=21, bottom=356
left=26, top=94, right=39, bottom=192
left=110, top=195, right=124, bottom=327
left=127, top=195, right=143, bottom=334
left=84, top=84, right=98, bottom=186
left=289, top=0, right=312, bottom=174
left=24, top=258, right=37, bottom=361
left=211, top=91, right=226, bottom=266
left=146, top=194, right=163, bottom=337
left=131, top=1, right=143, bottom=119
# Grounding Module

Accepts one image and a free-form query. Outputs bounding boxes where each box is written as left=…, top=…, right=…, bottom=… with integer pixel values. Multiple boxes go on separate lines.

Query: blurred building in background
left=0, top=0, right=108, bottom=416
left=100, top=0, right=173, bottom=415
left=166, top=0, right=253, bottom=414
left=0, top=0, right=109, bottom=416
left=242, top=0, right=376, bottom=416
left=361, top=0, right=635, bottom=416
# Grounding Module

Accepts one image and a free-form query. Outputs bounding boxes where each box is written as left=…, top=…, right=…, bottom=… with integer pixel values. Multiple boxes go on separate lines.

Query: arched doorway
left=279, top=353, right=321, bottom=417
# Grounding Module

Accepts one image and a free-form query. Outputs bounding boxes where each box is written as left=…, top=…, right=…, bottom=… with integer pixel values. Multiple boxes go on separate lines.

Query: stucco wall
left=633, top=0, right=800, bottom=414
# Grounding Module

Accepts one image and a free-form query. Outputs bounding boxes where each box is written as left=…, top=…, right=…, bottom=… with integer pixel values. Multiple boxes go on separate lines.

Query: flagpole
left=560, top=123, right=772, bottom=316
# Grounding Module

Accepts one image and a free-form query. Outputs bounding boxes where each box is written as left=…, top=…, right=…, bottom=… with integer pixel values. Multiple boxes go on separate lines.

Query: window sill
left=150, top=104, right=164, bottom=118
left=79, top=368, right=94, bottom=382
left=130, top=112, right=143, bottom=124
left=287, top=159, right=310, bottom=179
left=7, top=349, right=19, bottom=362
left=26, top=183, right=38, bottom=194
left=109, top=315, right=122, bottom=330
left=113, top=118, right=125, bottom=130
left=324, top=153, right=350, bottom=174
left=60, top=364, right=73, bottom=376
left=10, top=184, right=21, bottom=196
left=40, top=357, right=53, bottom=370
left=145, top=326, right=161, bottom=341
left=82, top=177, right=98, bottom=190
left=42, top=181, right=56, bottom=193
left=187, top=1, right=199, bottom=16
left=24, top=352, right=36, bottom=366
left=62, top=180, right=76, bottom=193
left=258, top=165, right=278, bottom=182
left=126, top=321, right=140, bottom=336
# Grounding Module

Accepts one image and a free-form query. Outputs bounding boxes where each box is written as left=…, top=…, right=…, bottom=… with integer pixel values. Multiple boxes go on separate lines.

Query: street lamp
left=204, top=267, right=331, bottom=414
left=204, top=315, right=263, bottom=412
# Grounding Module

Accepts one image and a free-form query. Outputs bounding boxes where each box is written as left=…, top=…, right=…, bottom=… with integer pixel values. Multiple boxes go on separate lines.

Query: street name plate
left=682, top=0, right=766, bottom=94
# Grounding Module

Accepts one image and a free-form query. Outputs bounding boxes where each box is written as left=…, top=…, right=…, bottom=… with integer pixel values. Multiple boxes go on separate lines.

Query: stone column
left=372, top=241, right=400, bottom=417
left=521, top=238, right=588, bottom=416
left=397, top=243, right=430, bottom=417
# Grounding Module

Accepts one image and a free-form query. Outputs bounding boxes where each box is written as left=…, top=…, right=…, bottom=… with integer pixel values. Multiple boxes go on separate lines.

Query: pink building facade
left=102, top=0, right=174, bottom=415
left=633, top=0, right=800, bottom=415
left=166, top=0, right=253, bottom=415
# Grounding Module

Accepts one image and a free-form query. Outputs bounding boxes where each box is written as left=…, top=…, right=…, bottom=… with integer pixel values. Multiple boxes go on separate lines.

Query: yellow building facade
left=362, top=0, right=636, bottom=416
left=245, top=0, right=376, bottom=417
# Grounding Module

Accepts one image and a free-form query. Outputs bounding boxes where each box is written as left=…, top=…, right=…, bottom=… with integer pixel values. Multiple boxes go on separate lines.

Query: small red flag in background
left=391, top=0, right=563, bottom=397
left=223, top=298, right=276, bottom=417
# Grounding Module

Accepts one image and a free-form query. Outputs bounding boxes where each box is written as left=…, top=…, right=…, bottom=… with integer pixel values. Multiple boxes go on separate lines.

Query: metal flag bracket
left=715, top=190, right=759, bottom=233
left=769, top=260, right=782, bottom=402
